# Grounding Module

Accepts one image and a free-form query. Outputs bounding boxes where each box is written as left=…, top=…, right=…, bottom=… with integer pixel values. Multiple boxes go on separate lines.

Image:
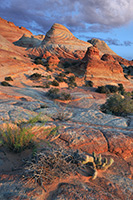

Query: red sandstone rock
left=101, top=54, right=115, bottom=61
left=42, top=51, right=51, bottom=59
left=80, top=46, right=131, bottom=87
left=0, top=17, right=32, bottom=43
left=47, top=55, right=60, bottom=65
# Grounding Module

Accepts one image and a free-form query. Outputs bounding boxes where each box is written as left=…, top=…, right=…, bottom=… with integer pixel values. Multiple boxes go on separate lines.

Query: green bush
left=1, top=81, right=12, bottom=87
left=51, top=80, right=59, bottom=86
left=29, top=73, right=42, bottom=80
left=96, top=86, right=110, bottom=94
left=46, top=88, right=60, bottom=99
left=106, top=85, right=118, bottom=93
left=46, top=88, right=71, bottom=100
left=5, top=76, right=13, bottom=81
left=0, top=124, right=34, bottom=153
left=101, top=94, right=133, bottom=116
left=96, top=84, right=124, bottom=94
left=60, top=92, right=71, bottom=100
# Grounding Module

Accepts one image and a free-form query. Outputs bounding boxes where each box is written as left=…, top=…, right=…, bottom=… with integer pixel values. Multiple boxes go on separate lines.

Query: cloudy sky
left=0, top=0, right=133, bottom=60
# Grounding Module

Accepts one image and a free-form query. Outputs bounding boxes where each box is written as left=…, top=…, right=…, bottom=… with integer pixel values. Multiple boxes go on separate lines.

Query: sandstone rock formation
left=88, top=38, right=117, bottom=56
left=78, top=46, right=131, bottom=87
left=0, top=17, right=32, bottom=43
left=14, top=34, right=45, bottom=48
left=31, top=23, right=92, bottom=59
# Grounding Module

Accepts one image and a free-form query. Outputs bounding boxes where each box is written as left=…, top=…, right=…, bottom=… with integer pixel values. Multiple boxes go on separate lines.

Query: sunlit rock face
left=79, top=46, right=131, bottom=87
left=13, top=34, right=45, bottom=48
left=88, top=38, right=117, bottom=56
left=37, top=23, right=92, bottom=59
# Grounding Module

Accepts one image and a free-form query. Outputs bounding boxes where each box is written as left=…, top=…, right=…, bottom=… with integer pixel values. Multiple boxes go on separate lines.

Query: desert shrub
left=96, top=85, right=123, bottom=94
left=85, top=80, right=93, bottom=87
left=46, top=88, right=60, bottom=99
left=33, top=67, right=39, bottom=70
left=96, top=86, right=110, bottom=94
left=55, top=76, right=64, bottom=82
left=1, top=81, right=12, bottom=87
left=59, top=73, right=66, bottom=77
left=45, top=82, right=50, bottom=88
left=46, top=75, right=51, bottom=79
left=34, top=57, right=44, bottom=65
left=24, top=148, right=80, bottom=186
left=63, top=61, right=71, bottom=68
left=67, top=76, right=77, bottom=88
left=29, top=73, right=42, bottom=80
left=5, top=76, right=13, bottom=81
left=51, top=80, right=59, bottom=86
left=60, top=92, right=72, bottom=100
left=106, top=85, right=118, bottom=93
left=118, top=83, right=125, bottom=94
left=101, top=94, right=133, bottom=116
left=0, top=124, right=34, bottom=153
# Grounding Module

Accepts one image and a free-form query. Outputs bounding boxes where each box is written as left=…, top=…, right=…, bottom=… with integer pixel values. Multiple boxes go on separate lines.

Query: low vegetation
left=34, top=57, right=44, bottom=65
left=101, top=93, right=133, bottom=116
left=1, top=81, right=12, bottom=86
left=67, top=75, right=77, bottom=88
left=96, top=84, right=125, bottom=94
left=51, top=79, right=59, bottom=86
left=24, top=148, right=79, bottom=186
left=82, top=152, right=114, bottom=180
left=29, top=73, right=42, bottom=80
left=5, top=76, right=13, bottom=81
left=46, top=88, right=71, bottom=100
left=85, top=80, right=94, bottom=87
left=0, top=124, right=34, bottom=153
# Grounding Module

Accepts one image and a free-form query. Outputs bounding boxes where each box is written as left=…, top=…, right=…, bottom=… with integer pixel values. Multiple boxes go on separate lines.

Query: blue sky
left=0, top=0, right=133, bottom=60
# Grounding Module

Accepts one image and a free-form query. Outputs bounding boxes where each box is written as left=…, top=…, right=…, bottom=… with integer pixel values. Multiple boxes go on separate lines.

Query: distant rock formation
left=0, top=17, right=32, bottom=43
left=14, top=34, right=45, bottom=48
left=88, top=38, right=117, bottom=56
left=31, top=23, right=92, bottom=59
left=79, top=46, right=131, bottom=86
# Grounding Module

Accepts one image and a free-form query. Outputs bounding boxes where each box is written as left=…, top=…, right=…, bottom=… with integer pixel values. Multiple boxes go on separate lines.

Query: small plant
left=0, top=124, right=34, bottom=153
left=34, top=57, right=44, bottom=65
left=52, top=104, right=72, bottom=121
left=46, top=75, right=51, bottom=79
left=67, top=76, right=77, bottom=88
left=118, top=83, right=125, bottom=94
left=55, top=76, right=64, bottom=82
left=45, top=82, right=50, bottom=88
left=85, top=80, right=93, bottom=87
left=29, top=73, right=42, bottom=80
left=82, top=152, right=114, bottom=180
left=24, top=148, right=78, bottom=186
left=96, top=86, right=110, bottom=94
left=33, top=67, right=39, bottom=70
left=1, top=81, right=12, bottom=86
left=5, top=76, right=13, bottom=81
left=106, top=85, right=118, bottom=93
left=46, top=88, right=60, bottom=99
left=60, top=92, right=71, bottom=100
left=101, top=94, right=133, bottom=116
left=51, top=80, right=59, bottom=86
